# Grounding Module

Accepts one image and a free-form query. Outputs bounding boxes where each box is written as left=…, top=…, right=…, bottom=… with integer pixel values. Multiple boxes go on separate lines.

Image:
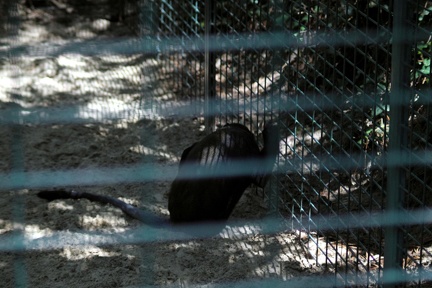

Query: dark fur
left=37, top=123, right=279, bottom=226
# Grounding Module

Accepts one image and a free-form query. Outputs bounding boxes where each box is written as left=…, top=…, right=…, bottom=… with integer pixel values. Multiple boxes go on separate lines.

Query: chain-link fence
left=1, top=0, right=432, bottom=287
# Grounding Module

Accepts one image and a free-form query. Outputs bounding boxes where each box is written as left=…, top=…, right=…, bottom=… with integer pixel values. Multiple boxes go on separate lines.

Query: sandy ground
left=7, top=1, right=429, bottom=287
left=0, top=2, right=329, bottom=287
left=2, top=118, right=318, bottom=287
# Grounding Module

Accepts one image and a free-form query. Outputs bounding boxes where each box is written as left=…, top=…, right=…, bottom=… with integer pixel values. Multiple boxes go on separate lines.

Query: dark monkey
left=38, top=123, right=279, bottom=227
left=168, top=123, right=278, bottom=222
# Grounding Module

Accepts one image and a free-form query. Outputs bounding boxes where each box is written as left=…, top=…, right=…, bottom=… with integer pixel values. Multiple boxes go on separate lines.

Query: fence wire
left=1, top=0, right=432, bottom=287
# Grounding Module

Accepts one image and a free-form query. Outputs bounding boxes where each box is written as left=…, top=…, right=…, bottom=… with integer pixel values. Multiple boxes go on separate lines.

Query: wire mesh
left=1, top=0, right=432, bottom=287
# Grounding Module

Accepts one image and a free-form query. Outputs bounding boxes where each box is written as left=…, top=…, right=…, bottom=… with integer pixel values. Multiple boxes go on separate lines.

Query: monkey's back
left=168, top=124, right=261, bottom=223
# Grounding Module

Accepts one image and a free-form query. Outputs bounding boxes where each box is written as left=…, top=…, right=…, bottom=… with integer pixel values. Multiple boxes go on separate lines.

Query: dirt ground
left=0, top=2, right=330, bottom=287
left=1, top=118, right=319, bottom=287
left=9, top=1, right=432, bottom=287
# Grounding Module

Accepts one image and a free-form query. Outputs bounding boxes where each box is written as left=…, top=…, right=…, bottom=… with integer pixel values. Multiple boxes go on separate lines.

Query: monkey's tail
left=37, top=189, right=169, bottom=227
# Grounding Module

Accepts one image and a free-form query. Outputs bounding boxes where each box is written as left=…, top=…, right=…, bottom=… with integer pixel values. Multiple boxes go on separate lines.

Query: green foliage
left=414, top=3, right=432, bottom=85
left=415, top=41, right=432, bottom=84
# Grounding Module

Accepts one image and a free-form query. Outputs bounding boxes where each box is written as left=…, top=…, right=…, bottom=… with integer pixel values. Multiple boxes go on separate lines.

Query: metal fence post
left=204, top=0, right=216, bottom=131
left=384, top=0, right=411, bottom=287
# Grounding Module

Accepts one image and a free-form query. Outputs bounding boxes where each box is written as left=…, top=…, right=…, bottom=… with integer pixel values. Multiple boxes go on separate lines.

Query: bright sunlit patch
left=1, top=219, right=54, bottom=243
left=130, top=144, right=178, bottom=162
left=0, top=219, right=13, bottom=234
left=79, top=214, right=129, bottom=231
left=92, top=19, right=110, bottom=31
left=61, top=245, right=122, bottom=261
left=219, top=224, right=261, bottom=239
left=0, top=72, right=13, bottom=101
left=18, top=24, right=50, bottom=44
left=48, top=201, right=75, bottom=211
left=57, top=54, right=89, bottom=68
left=24, top=224, right=53, bottom=240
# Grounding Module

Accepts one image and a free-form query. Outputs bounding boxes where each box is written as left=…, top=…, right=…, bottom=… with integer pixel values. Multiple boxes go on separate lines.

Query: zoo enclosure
left=157, top=1, right=432, bottom=285
left=0, top=0, right=432, bottom=287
